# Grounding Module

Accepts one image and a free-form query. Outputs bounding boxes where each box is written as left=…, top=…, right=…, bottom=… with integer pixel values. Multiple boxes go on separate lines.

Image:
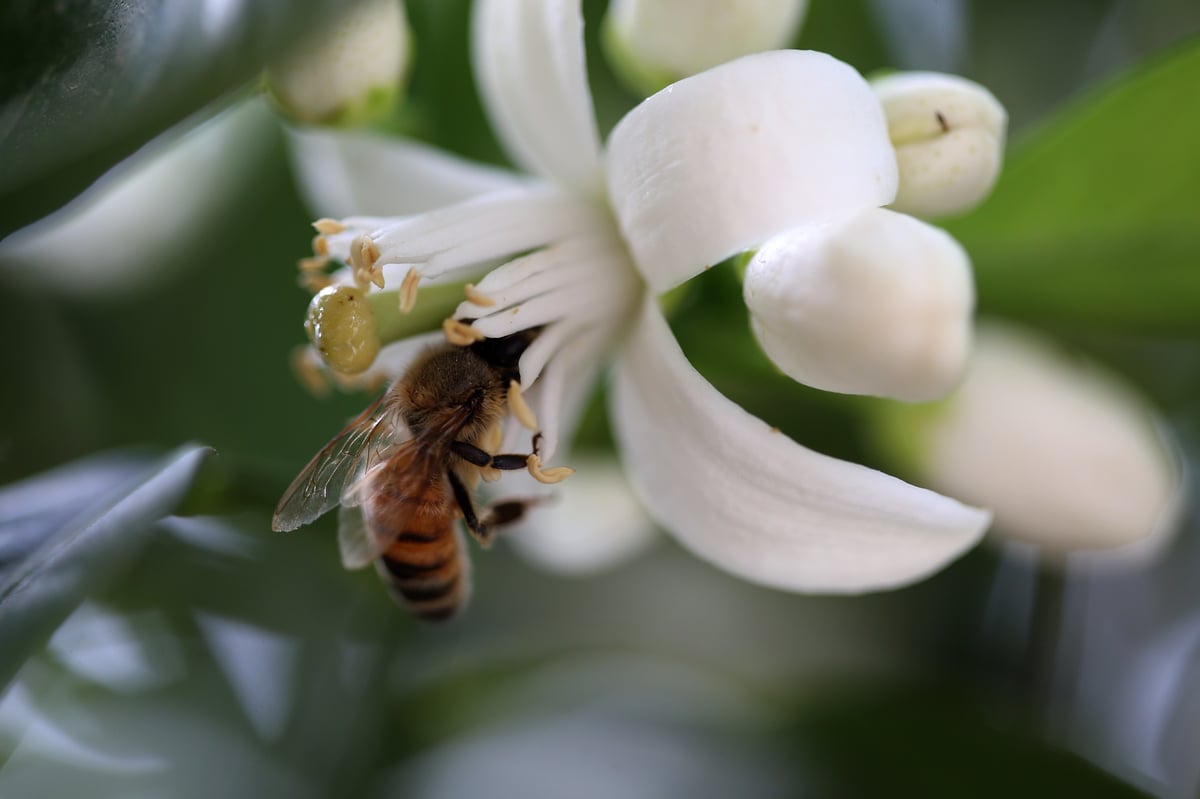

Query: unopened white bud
left=602, top=0, right=808, bottom=95
left=872, top=72, right=1006, bottom=219
left=743, top=207, right=974, bottom=402
left=268, top=0, right=411, bottom=126
left=892, top=324, right=1183, bottom=556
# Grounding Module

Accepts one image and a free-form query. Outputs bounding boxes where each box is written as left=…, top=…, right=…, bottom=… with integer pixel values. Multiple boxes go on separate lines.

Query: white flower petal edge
left=285, top=127, right=524, bottom=220
left=606, top=50, right=898, bottom=293
left=473, top=0, right=604, bottom=193
left=504, top=456, right=658, bottom=574
left=611, top=297, right=990, bottom=593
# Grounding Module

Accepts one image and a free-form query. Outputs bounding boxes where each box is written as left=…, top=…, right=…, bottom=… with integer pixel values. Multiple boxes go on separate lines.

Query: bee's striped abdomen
left=371, top=478, right=470, bottom=622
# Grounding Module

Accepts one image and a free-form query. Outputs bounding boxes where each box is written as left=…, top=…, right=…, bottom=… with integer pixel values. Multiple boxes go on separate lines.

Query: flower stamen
left=399, top=266, right=420, bottom=313
left=291, top=346, right=330, bottom=397
left=312, top=235, right=330, bottom=256
left=297, top=255, right=331, bottom=272
left=313, top=218, right=347, bottom=235
left=443, top=318, right=486, bottom=346
left=464, top=283, right=497, bottom=307
left=507, top=380, right=538, bottom=431
left=299, top=272, right=333, bottom=293
left=527, top=453, right=574, bottom=484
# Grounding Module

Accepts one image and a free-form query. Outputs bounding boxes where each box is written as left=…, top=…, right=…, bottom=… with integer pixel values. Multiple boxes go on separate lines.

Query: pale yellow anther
left=290, top=346, right=330, bottom=398
left=363, top=238, right=381, bottom=267
left=297, top=255, right=331, bottom=272
left=399, top=266, right=420, bottom=313
left=464, top=283, right=497, bottom=307
left=443, top=318, right=486, bottom=346
left=507, top=381, right=539, bottom=431
left=312, top=218, right=347, bottom=235
left=312, top=235, right=330, bottom=256
left=369, top=264, right=386, bottom=289
left=527, top=454, right=574, bottom=485
left=299, top=272, right=334, bottom=293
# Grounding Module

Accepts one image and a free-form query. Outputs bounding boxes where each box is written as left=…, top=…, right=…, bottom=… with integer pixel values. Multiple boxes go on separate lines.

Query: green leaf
left=0, top=0, right=370, bottom=238
left=0, top=445, right=210, bottom=690
left=947, top=41, right=1200, bottom=332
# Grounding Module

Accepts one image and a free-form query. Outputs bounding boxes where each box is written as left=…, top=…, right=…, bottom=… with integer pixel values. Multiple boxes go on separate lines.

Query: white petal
left=743, top=208, right=974, bottom=402
left=504, top=456, right=658, bottom=574
left=606, top=50, right=897, bottom=293
left=603, top=0, right=808, bottom=93
left=286, top=126, right=524, bottom=220
left=872, top=71, right=1007, bottom=219
left=916, top=323, right=1184, bottom=556
left=472, top=0, right=604, bottom=192
left=610, top=297, right=989, bottom=593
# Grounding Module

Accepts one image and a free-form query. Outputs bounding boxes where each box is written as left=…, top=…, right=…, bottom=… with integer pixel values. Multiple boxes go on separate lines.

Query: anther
left=297, top=255, right=330, bottom=272
left=464, top=283, right=497, bottom=307
left=312, top=235, right=330, bottom=256
left=507, top=381, right=538, bottom=431
left=443, top=318, right=486, bottom=346
left=526, top=454, right=574, bottom=485
left=291, top=346, right=330, bottom=397
left=312, top=218, right=346, bottom=235
left=399, top=266, right=420, bottom=313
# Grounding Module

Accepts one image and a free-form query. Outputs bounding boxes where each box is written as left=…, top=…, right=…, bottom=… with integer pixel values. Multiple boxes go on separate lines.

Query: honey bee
left=272, top=329, right=553, bottom=622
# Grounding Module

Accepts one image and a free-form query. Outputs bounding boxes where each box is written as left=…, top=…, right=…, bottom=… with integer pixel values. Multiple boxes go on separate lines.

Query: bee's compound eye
left=305, top=285, right=381, bottom=373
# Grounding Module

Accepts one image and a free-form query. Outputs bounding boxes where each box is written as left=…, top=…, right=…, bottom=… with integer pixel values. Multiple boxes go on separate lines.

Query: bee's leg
left=478, top=497, right=546, bottom=529
left=450, top=440, right=530, bottom=471
left=447, top=468, right=494, bottom=547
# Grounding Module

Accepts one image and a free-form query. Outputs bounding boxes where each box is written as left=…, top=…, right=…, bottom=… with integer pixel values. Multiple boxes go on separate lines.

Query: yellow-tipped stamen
left=291, top=346, right=330, bottom=397
left=527, top=454, right=574, bottom=485
left=464, top=283, right=497, bottom=307
left=330, top=368, right=389, bottom=394
left=363, top=238, right=381, bottom=266
left=443, top=318, right=486, bottom=346
left=312, top=235, right=330, bottom=256
left=312, top=218, right=347, bottom=235
left=369, top=264, right=386, bottom=289
left=478, top=421, right=503, bottom=483
left=507, top=381, right=538, bottom=431
left=299, top=272, right=333, bottom=293
left=297, top=255, right=330, bottom=272
left=399, top=266, right=420, bottom=313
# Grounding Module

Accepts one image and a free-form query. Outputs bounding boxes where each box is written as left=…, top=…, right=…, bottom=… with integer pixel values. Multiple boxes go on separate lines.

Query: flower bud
left=268, top=0, right=411, bottom=127
left=305, top=285, right=381, bottom=374
left=872, top=71, right=1006, bottom=219
left=602, top=0, right=807, bottom=95
left=875, top=324, right=1183, bottom=556
left=743, top=208, right=974, bottom=402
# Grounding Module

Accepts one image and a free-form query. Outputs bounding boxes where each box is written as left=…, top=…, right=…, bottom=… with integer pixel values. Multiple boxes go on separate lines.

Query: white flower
left=873, top=323, right=1184, bottom=558
left=871, top=71, right=1007, bottom=219
left=267, top=0, right=412, bottom=126
left=287, top=0, right=991, bottom=593
left=602, top=0, right=808, bottom=95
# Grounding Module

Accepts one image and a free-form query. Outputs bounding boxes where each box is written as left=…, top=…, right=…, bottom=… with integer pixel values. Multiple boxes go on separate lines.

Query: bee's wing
left=272, top=394, right=407, bottom=533
left=337, top=442, right=444, bottom=569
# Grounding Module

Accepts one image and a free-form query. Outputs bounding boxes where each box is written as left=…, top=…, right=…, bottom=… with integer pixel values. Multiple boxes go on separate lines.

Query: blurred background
left=2, top=0, right=1200, bottom=796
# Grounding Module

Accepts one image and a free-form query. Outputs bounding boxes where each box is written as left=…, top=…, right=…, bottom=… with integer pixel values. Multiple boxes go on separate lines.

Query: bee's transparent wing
left=337, top=503, right=378, bottom=570
left=336, top=441, right=436, bottom=569
left=272, top=394, right=407, bottom=533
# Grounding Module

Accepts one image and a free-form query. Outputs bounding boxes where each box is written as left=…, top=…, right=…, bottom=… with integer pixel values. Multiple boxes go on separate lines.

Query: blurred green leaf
left=948, top=41, right=1200, bottom=332
left=0, top=445, right=210, bottom=690
left=0, top=0, right=369, bottom=238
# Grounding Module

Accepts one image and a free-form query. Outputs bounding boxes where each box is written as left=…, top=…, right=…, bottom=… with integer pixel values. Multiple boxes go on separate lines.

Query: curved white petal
left=503, top=456, right=658, bottom=574
left=743, top=208, right=974, bottom=402
left=473, top=0, right=604, bottom=193
left=286, top=126, right=524, bottom=219
left=610, top=297, right=989, bottom=593
left=606, top=50, right=897, bottom=293
left=919, top=324, right=1183, bottom=556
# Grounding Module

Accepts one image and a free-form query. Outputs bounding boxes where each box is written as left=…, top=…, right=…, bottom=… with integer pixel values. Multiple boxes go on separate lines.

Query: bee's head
left=399, top=344, right=507, bottom=436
